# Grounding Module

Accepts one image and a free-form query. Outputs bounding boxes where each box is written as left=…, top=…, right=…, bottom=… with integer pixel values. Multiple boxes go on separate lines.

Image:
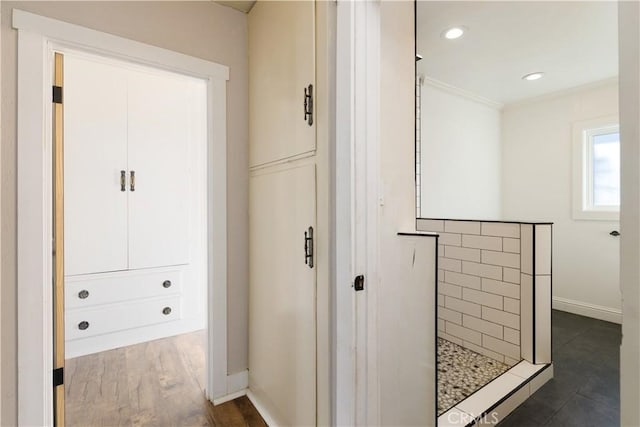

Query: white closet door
left=249, top=164, right=317, bottom=427
left=127, top=70, right=191, bottom=269
left=248, top=0, right=316, bottom=167
left=64, top=55, right=128, bottom=276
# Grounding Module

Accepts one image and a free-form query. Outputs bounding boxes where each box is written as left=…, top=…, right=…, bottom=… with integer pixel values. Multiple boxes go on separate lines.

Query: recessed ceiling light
left=522, top=72, right=545, bottom=81
left=442, top=27, right=466, bottom=40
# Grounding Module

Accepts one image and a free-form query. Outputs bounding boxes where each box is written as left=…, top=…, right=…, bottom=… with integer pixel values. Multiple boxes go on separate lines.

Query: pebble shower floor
left=437, top=338, right=512, bottom=415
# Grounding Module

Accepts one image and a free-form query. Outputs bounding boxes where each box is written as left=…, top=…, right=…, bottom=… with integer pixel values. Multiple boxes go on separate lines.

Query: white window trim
left=13, top=9, right=230, bottom=425
left=572, top=115, right=620, bottom=221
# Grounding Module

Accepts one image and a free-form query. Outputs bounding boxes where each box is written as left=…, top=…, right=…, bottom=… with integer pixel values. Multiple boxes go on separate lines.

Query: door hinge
left=52, top=86, right=63, bottom=104
left=53, top=367, right=64, bottom=387
left=304, top=226, right=314, bottom=268
left=304, top=84, right=313, bottom=126
left=354, top=275, right=365, bottom=291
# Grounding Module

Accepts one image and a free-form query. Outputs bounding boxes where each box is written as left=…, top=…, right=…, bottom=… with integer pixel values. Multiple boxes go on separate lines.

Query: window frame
left=572, top=116, right=620, bottom=221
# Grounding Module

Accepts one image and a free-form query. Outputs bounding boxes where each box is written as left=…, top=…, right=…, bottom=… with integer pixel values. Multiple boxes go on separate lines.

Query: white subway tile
left=504, top=297, right=520, bottom=314
left=438, top=269, right=445, bottom=280
left=445, top=246, right=481, bottom=262
left=461, top=341, right=505, bottom=363
left=477, top=382, right=530, bottom=425
left=462, top=234, right=503, bottom=251
left=457, top=372, right=524, bottom=418
left=439, top=307, right=462, bottom=325
left=521, top=224, right=533, bottom=275
left=481, top=222, right=520, bottom=238
left=482, top=278, right=520, bottom=299
left=439, top=244, right=445, bottom=254
left=439, top=257, right=462, bottom=273
left=417, top=219, right=444, bottom=232
left=503, top=268, right=521, bottom=284
left=535, top=225, right=552, bottom=275
left=446, top=322, right=482, bottom=346
left=482, top=306, right=520, bottom=330
left=445, top=296, right=482, bottom=317
left=504, top=327, right=520, bottom=345
left=529, top=365, right=554, bottom=394
left=503, top=238, right=521, bottom=254
left=445, top=220, right=481, bottom=235
left=445, top=271, right=481, bottom=290
left=463, top=314, right=503, bottom=339
left=440, top=332, right=463, bottom=346
left=462, top=261, right=502, bottom=281
left=481, top=250, right=521, bottom=268
left=440, top=282, right=463, bottom=299
left=535, top=275, right=552, bottom=364
left=438, top=293, right=445, bottom=307
left=463, top=288, right=503, bottom=310
left=439, top=232, right=462, bottom=246
left=483, top=335, right=521, bottom=359
left=438, top=318, right=445, bottom=332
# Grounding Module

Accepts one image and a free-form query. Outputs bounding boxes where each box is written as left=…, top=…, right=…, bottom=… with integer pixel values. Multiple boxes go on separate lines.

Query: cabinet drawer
left=65, top=268, right=183, bottom=309
left=66, top=295, right=181, bottom=340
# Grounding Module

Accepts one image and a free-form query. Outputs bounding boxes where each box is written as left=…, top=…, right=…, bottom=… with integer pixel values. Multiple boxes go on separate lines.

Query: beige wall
left=619, top=1, right=640, bottom=424
left=378, top=1, right=437, bottom=425
left=1, top=2, right=248, bottom=424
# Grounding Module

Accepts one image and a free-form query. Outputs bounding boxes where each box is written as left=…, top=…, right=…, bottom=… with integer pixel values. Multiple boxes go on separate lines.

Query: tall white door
left=249, top=164, right=317, bottom=426
left=64, top=55, right=129, bottom=276
left=127, top=70, right=193, bottom=269
left=248, top=1, right=318, bottom=425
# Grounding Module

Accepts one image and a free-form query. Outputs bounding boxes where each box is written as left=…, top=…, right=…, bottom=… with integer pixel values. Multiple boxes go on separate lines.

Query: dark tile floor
left=498, top=310, right=621, bottom=427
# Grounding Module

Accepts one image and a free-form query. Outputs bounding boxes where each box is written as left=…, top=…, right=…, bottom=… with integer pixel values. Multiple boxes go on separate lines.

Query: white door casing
left=14, top=10, right=229, bottom=426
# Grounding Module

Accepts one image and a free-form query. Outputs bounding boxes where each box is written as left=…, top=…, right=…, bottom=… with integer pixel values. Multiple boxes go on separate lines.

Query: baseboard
left=213, top=389, right=247, bottom=405
left=552, top=297, right=622, bottom=324
left=211, top=370, right=249, bottom=405
left=247, top=390, right=280, bottom=427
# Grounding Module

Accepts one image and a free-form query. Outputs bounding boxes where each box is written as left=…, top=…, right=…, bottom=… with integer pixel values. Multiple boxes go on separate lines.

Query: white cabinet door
left=249, top=164, right=317, bottom=427
left=127, top=70, right=193, bottom=269
left=248, top=0, right=316, bottom=167
left=64, top=55, right=129, bottom=275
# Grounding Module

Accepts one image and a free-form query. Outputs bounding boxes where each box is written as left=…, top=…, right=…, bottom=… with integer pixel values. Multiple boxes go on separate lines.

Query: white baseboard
left=247, top=390, right=280, bottom=427
left=213, top=389, right=247, bottom=405
left=552, top=297, right=622, bottom=324
left=211, top=370, right=249, bottom=405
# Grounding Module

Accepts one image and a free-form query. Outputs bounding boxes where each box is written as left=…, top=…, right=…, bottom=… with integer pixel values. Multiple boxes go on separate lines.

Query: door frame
left=335, top=1, right=381, bottom=425
left=13, top=9, right=230, bottom=426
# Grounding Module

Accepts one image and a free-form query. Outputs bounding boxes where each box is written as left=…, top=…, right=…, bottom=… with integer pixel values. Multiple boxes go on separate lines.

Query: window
left=573, top=117, right=620, bottom=220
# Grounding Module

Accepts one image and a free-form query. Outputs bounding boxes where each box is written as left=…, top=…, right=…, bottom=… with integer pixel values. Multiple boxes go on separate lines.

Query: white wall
left=619, top=1, right=640, bottom=424
left=502, top=81, right=621, bottom=322
left=420, top=80, right=502, bottom=220
left=379, top=2, right=437, bottom=425
left=1, top=3, right=248, bottom=424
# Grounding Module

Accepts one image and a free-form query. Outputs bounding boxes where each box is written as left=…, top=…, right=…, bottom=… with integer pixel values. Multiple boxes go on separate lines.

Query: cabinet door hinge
left=52, top=86, right=63, bottom=104
left=303, top=84, right=313, bottom=126
left=53, top=367, right=64, bottom=387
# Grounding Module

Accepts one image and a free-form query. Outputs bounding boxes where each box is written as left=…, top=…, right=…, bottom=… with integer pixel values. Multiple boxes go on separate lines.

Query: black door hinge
left=354, top=275, right=365, bottom=291
left=52, top=86, right=63, bottom=104
left=53, top=367, right=64, bottom=387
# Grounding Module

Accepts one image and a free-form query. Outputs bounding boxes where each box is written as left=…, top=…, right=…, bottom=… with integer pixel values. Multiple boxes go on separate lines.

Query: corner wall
left=1, top=3, right=248, bottom=424
left=501, top=81, right=621, bottom=323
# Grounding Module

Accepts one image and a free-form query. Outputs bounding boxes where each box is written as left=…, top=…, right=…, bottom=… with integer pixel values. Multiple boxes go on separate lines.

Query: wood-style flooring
left=65, top=330, right=266, bottom=426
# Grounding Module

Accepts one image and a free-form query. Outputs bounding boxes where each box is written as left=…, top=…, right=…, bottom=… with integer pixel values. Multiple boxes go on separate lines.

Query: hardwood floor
left=65, top=330, right=266, bottom=426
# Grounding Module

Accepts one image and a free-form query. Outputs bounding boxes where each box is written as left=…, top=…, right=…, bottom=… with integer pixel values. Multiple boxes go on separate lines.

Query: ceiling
left=214, top=0, right=256, bottom=13
left=416, top=1, right=618, bottom=106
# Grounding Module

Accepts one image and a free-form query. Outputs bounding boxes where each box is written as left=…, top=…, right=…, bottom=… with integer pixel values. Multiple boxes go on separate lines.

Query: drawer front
left=66, top=295, right=182, bottom=340
left=65, top=268, right=183, bottom=309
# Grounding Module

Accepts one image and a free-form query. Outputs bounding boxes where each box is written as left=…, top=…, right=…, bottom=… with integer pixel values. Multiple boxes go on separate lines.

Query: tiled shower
left=417, top=219, right=552, bottom=420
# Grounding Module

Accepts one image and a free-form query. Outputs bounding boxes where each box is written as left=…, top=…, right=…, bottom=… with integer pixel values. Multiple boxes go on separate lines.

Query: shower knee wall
left=418, top=219, right=552, bottom=365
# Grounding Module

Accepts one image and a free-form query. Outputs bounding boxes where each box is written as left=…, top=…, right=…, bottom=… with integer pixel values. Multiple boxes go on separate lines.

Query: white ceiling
left=416, top=1, right=618, bottom=106
left=214, top=0, right=256, bottom=13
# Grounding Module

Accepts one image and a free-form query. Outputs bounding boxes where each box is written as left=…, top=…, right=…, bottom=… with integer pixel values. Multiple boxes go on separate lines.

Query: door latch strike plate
left=354, top=275, right=365, bottom=291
